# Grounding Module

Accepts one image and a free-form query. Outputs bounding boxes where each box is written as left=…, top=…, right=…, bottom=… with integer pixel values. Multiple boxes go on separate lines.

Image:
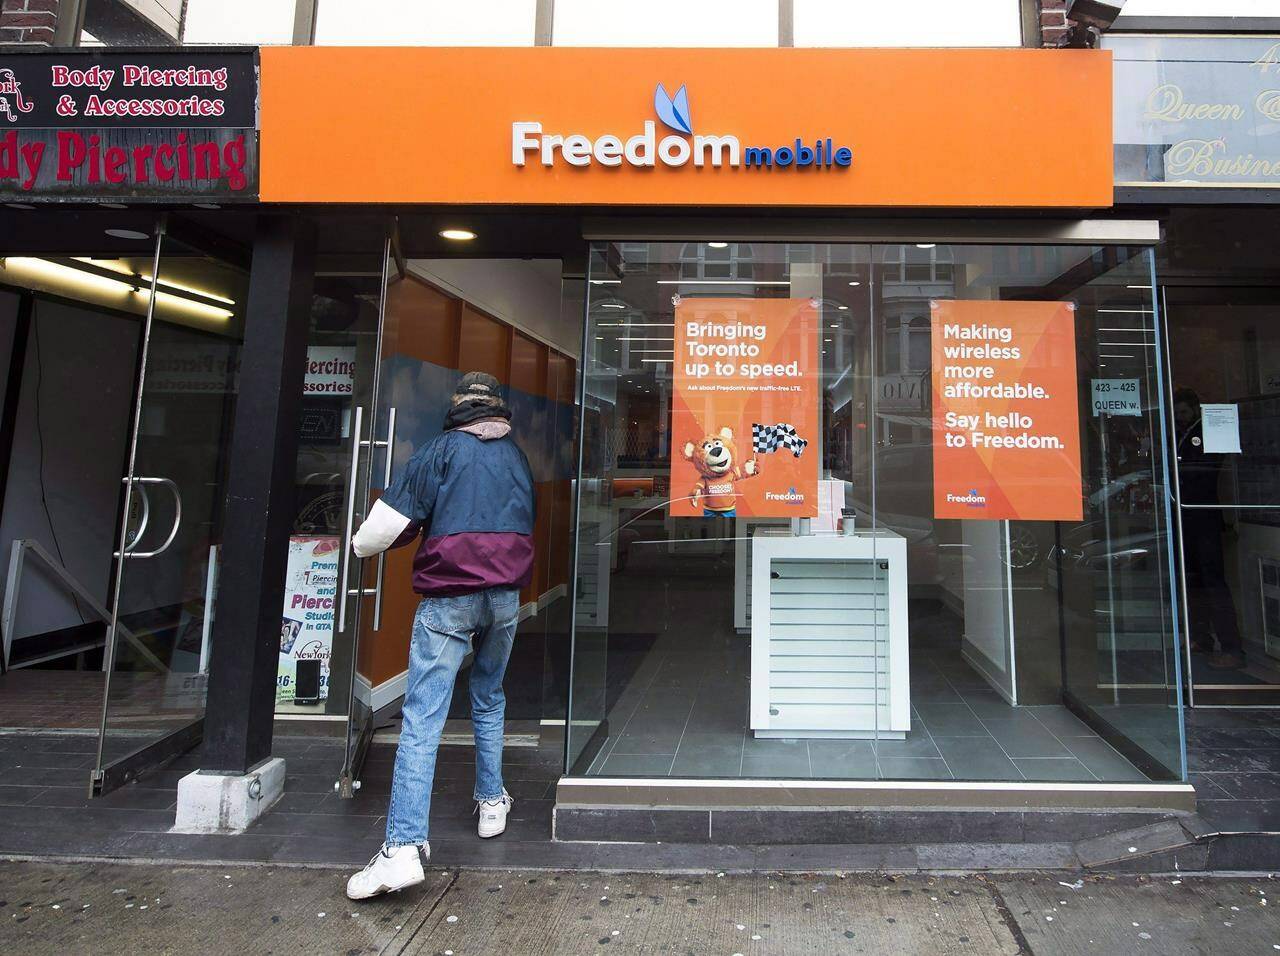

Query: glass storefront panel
left=1163, top=284, right=1280, bottom=698
left=95, top=230, right=248, bottom=777
left=277, top=249, right=385, bottom=719
left=568, top=239, right=1184, bottom=784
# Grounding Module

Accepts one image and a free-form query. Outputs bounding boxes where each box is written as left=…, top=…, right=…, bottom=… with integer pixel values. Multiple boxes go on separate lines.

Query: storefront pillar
left=175, top=215, right=315, bottom=831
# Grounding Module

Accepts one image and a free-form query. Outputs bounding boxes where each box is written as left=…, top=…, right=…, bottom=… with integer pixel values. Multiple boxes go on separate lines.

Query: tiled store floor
left=584, top=604, right=1149, bottom=783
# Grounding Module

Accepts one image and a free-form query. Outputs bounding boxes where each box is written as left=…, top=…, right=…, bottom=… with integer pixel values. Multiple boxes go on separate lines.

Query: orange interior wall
left=358, top=277, right=463, bottom=690
left=511, top=332, right=549, bottom=605
left=357, top=273, right=575, bottom=694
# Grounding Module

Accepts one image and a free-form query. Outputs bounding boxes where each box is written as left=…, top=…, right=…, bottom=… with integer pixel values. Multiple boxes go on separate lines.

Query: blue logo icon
left=654, top=83, right=692, bottom=135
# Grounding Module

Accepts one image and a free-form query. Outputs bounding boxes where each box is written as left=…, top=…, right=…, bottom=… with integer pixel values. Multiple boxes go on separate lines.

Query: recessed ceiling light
left=829, top=324, right=839, bottom=328
left=848, top=281, right=861, bottom=287
left=5, top=202, right=35, bottom=210
left=707, top=241, right=729, bottom=249
left=838, top=305, right=849, bottom=311
left=916, top=243, right=936, bottom=249
left=439, top=228, right=477, bottom=241
left=100, top=202, right=128, bottom=210
left=105, top=228, right=151, bottom=241
left=601, top=303, right=626, bottom=309
left=193, top=202, right=221, bottom=210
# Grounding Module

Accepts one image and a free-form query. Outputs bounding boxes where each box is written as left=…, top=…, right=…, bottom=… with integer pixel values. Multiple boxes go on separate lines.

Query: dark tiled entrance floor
left=0, top=732, right=569, bottom=868
left=0, top=720, right=1279, bottom=871
left=0, top=731, right=1092, bottom=871
left=1186, top=707, right=1280, bottom=834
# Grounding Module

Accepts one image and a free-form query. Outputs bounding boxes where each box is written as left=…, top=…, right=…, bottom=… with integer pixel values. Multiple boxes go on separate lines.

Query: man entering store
left=345, top=372, right=534, bottom=900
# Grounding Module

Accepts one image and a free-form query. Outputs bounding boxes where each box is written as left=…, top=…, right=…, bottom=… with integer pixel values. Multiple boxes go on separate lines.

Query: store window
left=793, top=0, right=1023, bottom=48
left=314, top=0, right=537, bottom=45
left=553, top=0, right=778, bottom=47
left=178, top=0, right=298, bottom=44
left=1121, top=0, right=1278, bottom=13
left=568, top=240, right=1185, bottom=785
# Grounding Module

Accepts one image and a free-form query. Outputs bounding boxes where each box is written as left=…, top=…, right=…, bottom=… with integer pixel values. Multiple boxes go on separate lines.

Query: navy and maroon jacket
left=351, top=420, right=535, bottom=597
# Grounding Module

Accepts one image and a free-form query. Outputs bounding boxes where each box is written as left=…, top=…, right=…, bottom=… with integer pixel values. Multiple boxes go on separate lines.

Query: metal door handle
left=337, top=405, right=365, bottom=634
left=372, top=406, right=396, bottom=631
left=121, top=479, right=151, bottom=554
left=115, top=477, right=181, bottom=559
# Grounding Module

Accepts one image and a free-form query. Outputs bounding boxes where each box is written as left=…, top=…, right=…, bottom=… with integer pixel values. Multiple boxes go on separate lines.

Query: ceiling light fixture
left=5, top=257, right=234, bottom=319
left=439, top=228, right=477, bottom=241
left=707, top=241, right=729, bottom=249
left=104, top=228, right=151, bottom=241
left=916, top=243, right=936, bottom=250
left=848, top=281, right=861, bottom=287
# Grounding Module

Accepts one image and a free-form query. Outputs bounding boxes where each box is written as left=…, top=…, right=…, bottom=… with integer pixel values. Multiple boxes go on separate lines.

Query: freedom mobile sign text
left=0, top=51, right=257, bottom=201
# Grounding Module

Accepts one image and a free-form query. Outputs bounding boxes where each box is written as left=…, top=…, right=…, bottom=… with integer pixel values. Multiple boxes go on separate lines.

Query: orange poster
left=931, top=300, right=1082, bottom=522
left=671, top=298, right=819, bottom=519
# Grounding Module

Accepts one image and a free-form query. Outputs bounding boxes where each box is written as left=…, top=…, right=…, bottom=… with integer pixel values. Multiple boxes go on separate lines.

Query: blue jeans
left=385, top=586, right=520, bottom=847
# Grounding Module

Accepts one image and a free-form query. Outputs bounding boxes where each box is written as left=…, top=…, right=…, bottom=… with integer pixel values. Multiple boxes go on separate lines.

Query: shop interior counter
left=750, top=528, right=909, bottom=739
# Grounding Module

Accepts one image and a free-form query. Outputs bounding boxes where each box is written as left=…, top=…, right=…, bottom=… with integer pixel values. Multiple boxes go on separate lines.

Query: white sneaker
left=476, top=789, right=513, bottom=839
left=346, top=843, right=427, bottom=900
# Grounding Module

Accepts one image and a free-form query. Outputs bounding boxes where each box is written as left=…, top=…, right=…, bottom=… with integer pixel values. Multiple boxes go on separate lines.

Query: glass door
left=331, top=232, right=398, bottom=797
left=93, top=222, right=249, bottom=794
left=1164, top=285, right=1280, bottom=706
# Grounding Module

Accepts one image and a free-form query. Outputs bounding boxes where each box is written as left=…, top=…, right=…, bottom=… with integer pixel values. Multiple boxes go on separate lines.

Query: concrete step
left=1074, top=819, right=1197, bottom=869
left=554, top=805, right=1193, bottom=847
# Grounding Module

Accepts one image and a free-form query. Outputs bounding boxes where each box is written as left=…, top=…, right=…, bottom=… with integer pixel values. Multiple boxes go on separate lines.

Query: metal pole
left=51, top=0, right=87, bottom=46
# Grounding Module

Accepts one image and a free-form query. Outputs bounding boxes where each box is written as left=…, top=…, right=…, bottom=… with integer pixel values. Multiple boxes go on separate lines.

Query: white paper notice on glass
left=1201, top=403, right=1243, bottom=454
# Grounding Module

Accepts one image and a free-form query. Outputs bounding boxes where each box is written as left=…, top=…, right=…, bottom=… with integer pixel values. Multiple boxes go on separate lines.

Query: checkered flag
left=752, top=422, right=808, bottom=458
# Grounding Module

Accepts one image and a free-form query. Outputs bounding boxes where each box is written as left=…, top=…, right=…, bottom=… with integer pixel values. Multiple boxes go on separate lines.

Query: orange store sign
left=258, top=47, right=1113, bottom=207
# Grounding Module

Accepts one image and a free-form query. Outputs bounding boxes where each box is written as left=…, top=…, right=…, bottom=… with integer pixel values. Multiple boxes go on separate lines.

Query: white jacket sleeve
left=351, top=498, right=414, bottom=558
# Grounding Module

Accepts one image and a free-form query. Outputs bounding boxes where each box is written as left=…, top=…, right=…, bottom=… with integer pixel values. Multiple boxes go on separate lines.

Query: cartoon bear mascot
left=683, top=426, right=759, bottom=518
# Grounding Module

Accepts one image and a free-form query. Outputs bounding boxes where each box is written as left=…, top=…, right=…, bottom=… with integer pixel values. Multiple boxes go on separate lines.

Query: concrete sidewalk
left=0, top=861, right=1275, bottom=954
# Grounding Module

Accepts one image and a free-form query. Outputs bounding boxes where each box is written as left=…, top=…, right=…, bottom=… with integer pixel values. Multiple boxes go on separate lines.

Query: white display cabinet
left=750, top=529, right=910, bottom=739
left=733, top=517, right=791, bottom=633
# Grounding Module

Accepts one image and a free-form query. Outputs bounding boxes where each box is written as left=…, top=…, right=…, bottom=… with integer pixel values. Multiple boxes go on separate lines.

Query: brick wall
left=1, top=0, right=60, bottom=45
left=1040, top=0, right=1070, bottom=47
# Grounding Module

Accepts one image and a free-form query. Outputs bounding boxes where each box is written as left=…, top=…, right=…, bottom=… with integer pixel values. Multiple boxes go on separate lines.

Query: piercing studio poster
left=671, top=297, right=819, bottom=519
left=277, top=535, right=340, bottom=703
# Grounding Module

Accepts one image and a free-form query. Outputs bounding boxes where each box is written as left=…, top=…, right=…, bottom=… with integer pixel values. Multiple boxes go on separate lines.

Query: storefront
left=1108, top=28, right=1280, bottom=708
left=0, top=42, right=1208, bottom=835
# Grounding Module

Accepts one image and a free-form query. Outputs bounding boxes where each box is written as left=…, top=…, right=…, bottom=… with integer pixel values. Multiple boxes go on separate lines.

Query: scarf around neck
left=444, top=397, right=512, bottom=432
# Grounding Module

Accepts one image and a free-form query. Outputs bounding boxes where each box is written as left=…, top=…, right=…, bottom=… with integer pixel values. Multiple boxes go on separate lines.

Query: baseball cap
left=453, top=371, right=503, bottom=402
